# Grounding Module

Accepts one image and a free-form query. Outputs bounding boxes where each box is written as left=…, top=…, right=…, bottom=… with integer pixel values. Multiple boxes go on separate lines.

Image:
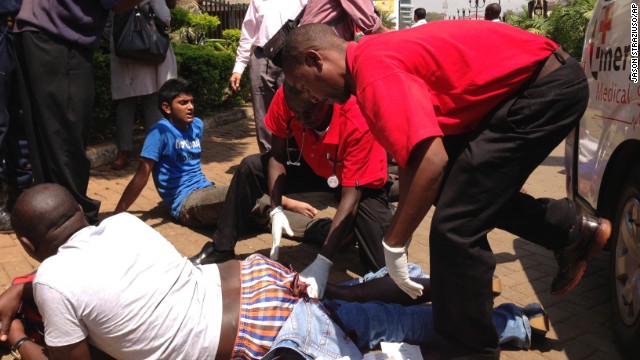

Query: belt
left=215, top=260, right=241, bottom=360
left=535, top=47, right=570, bottom=81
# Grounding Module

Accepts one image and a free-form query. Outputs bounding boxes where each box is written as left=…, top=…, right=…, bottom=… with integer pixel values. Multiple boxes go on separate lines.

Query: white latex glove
left=269, top=206, right=293, bottom=260
left=383, top=240, right=424, bottom=299
left=300, top=254, right=333, bottom=298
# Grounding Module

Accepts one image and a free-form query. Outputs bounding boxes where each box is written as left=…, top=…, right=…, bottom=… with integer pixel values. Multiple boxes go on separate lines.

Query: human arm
left=47, top=340, right=92, bottom=360
left=301, top=186, right=361, bottom=298
left=384, top=137, right=447, bottom=298
left=267, top=136, right=295, bottom=260
left=3, top=319, right=49, bottom=360
left=324, top=275, right=431, bottom=306
left=114, top=158, right=155, bottom=213
left=0, top=282, right=33, bottom=342
left=385, top=137, right=447, bottom=248
left=148, top=0, right=172, bottom=25
left=230, top=0, right=259, bottom=89
left=341, top=0, right=383, bottom=35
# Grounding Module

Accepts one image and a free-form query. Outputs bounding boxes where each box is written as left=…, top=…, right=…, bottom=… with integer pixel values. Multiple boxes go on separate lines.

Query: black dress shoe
left=189, top=242, right=235, bottom=266
left=551, top=215, right=611, bottom=296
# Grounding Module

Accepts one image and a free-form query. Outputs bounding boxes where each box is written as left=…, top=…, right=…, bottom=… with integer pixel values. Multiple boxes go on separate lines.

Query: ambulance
left=564, top=0, right=640, bottom=356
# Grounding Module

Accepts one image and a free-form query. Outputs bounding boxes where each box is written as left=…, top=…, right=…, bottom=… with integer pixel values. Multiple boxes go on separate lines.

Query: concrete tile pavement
left=0, top=111, right=627, bottom=359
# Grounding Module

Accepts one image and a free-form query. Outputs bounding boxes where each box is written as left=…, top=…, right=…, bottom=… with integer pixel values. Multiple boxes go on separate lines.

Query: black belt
left=535, top=47, right=570, bottom=82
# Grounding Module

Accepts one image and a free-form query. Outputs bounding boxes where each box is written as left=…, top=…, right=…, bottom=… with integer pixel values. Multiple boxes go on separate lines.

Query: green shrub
left=90, top=42, right=250, bottom=144
left=169, top=7, right=191, bottom=31
left=173, top=43, right=250, bottom=112
left=91, top=44, right=115, bottom=143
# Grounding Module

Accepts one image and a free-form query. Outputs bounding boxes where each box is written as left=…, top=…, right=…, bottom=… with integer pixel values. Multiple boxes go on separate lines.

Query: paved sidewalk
left=0, top=113, right=626, bottom=359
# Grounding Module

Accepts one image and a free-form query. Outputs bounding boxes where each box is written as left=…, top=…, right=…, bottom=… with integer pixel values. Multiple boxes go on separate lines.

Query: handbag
left=112, top=5, right=170, bottom=64
left=263, top=7, right=306, bottom=67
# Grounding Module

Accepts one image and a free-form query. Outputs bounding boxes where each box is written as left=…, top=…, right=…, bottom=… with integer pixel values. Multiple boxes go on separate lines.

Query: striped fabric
left=231, top=254, right=307, bottom=359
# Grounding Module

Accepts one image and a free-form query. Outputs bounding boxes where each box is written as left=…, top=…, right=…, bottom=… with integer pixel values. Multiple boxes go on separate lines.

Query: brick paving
left=0, top=109, right=626, bottom=359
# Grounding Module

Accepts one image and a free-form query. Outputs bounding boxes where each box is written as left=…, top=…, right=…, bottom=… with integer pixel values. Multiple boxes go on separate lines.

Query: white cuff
left=382, top=239, right=406, bottom=253
left=270, top=206, right=283, bottom=218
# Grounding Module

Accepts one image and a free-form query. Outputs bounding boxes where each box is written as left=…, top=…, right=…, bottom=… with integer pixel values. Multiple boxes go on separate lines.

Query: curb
left=86, top=105, right=251, bottom=169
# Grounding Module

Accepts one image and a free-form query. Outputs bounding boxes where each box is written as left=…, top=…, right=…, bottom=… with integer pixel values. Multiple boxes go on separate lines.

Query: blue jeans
left=323, top=300, right=531, bottom=350
left=263, top=299, right=362, bottom=360
left=337, top=264, right=532, bottom=350
left=263, top=299, right=531, bottom=359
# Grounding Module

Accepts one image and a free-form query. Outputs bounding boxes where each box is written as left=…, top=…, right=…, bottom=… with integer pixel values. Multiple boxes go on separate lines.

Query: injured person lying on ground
left=0, top=184, right=549, bottom=359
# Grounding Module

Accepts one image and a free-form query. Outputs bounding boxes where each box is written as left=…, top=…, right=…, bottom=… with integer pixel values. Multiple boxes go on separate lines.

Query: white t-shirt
left=33, top=213, right=222, bottom=359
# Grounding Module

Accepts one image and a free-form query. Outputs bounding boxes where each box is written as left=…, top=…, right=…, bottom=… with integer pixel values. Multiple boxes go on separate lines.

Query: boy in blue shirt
left=115, top=78, right=228, bottom=228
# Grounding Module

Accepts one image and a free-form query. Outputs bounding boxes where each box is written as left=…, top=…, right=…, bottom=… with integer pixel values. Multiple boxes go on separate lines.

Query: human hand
left=270, top=206, right=293, bottom=260
left=0, top=284, right=25, bottom=342
left=229, top=73, right=242, bottom=91
left=284, top=198, right=318, bottom=218
left=5, top=319, right=26, bottom=347
left=383, top=240, right=423, bottom=299
left=300, top=254, right=332, bottom=298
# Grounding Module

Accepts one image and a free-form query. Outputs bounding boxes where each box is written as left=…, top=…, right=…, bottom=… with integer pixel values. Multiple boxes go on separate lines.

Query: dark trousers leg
left=353, top=186, right=392, bottom=272
left=15, top=32, right=100, bottom=223
left=430, top=58, right=588, bottom=359
left=0, top=27, right=13, bottom=184
left=249, top=48, right=283, bottom=153
left=212, top=152, right=329, bottom=251
left=0, top=28, right=32, bottom=205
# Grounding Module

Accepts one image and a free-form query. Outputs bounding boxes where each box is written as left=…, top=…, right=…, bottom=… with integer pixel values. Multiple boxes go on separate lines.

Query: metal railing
left=198, top=0, right=248, bottom=38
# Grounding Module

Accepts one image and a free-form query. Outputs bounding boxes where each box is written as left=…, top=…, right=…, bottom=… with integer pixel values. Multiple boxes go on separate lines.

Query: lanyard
left=326, top=144, right=340, bottom=188
left=286, top=116, right=304, bottom=166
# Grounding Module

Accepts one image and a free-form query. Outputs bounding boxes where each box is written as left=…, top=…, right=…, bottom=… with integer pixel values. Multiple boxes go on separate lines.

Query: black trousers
left=430, top=56, right=588, bottom=359
left=213, top=152, right=391, bottom=271
left=0, top=26, right=31, bottom=200
left=15, top=31, right=100, bottom=223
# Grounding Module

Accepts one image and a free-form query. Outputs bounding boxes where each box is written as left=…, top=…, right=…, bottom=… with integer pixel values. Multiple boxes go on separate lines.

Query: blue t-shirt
left=141, top=118, right=213, bottom=218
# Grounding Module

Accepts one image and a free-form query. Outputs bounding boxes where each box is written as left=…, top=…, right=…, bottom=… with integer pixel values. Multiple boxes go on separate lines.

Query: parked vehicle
left=564, top=0, right=640, bottom=357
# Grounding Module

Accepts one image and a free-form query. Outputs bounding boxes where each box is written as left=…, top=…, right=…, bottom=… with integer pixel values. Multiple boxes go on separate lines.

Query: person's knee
left=237, top=153, right=265, bottom=174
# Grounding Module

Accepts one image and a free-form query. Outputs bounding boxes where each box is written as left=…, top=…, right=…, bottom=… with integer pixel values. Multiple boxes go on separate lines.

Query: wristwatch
left=10, top=337, right=35, bottom=360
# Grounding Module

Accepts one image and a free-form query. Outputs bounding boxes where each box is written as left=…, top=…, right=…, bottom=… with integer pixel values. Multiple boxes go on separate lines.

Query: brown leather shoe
left=551, top=215, right=611, bottom=296
left=110, top=151, right=130, bottom=170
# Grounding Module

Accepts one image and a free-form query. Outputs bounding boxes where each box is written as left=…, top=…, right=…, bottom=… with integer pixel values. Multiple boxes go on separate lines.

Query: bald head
left=282, top=23, right=345, bottom=69
left=11, top=183, right=87, bottom=261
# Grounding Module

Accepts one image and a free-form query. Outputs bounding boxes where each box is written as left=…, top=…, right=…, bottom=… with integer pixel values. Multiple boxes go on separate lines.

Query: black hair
left=158, top=78, right=193, bottom=116
left=414, top=7, right=427, bottom=20
left=485, top=3, right=501, bottom=20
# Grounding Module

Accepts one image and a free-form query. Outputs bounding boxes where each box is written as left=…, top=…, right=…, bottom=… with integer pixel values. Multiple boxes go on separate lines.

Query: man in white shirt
left=411, top=8, right=427, bottom=28
left=228, top=0, right=306, bottom=153
left=484, top=3, right=502, bottom=22
left=0, top=183, right=545, bottom=359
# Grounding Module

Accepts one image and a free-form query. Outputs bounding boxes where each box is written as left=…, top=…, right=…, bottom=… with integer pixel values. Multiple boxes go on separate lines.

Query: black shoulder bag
left=112, top=5, right=171, bottom=64
left=263, top=7, right=306, bottom=67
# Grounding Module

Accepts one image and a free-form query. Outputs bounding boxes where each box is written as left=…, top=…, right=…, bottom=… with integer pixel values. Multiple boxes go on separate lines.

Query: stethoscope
left=286, top=116, right=340, bottom=188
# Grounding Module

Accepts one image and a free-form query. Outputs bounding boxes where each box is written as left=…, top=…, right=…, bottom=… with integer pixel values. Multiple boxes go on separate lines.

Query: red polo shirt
left=265, top=87, right=387, bottom=189
left=347, top=20, right=559, bottom=167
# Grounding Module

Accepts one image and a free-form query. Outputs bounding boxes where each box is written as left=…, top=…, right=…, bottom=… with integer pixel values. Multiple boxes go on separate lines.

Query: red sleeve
left=357, top=71, right=443, bottom=167
left=264, top=87, right=294, bottom=138
left=338, top=103, right=388, bottom=188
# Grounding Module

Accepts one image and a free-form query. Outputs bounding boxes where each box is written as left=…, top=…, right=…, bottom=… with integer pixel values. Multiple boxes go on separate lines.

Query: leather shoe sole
left=551, top=216, right=611, bottom=296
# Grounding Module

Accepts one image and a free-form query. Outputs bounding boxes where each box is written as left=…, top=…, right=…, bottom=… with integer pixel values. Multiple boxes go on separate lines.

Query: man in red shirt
left=281, top=22, right=610, bottom=358
left=190, top=83, right=392, bottom=297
